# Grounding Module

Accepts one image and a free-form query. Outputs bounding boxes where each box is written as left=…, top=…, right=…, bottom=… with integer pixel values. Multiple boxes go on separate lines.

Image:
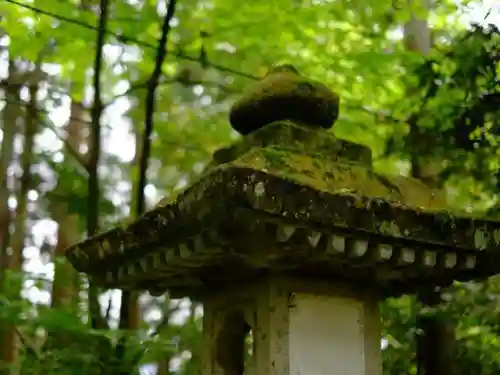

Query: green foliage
left=1, top=0, right=500, bottom=374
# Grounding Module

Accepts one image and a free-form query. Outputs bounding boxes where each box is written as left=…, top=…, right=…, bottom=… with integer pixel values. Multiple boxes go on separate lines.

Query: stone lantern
left=66, top=65, right=500, bottom=375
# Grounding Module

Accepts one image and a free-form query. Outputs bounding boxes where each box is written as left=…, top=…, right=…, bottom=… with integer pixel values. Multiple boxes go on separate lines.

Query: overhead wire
left=4, top=0, right=258, bottom=80
left=2, top=1, right=402, bottom=133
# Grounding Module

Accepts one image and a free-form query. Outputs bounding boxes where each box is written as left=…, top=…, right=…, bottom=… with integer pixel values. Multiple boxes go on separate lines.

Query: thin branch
left=3, top=71, right=236, bottom=114
left=0, top=98, right=88, bottom=174
left=117, top=0, right=178, bottom=364
left=87, top=0, right=110, bottom=330
left=0, top=94, right=93, bottom=127
left=0, top=98, right=206, bottom=154
left=137, top=0, right=177, bottom=216
left=104, top=81, right=150, bottom=107
left=41, top=121, right=90, bottom=176
left=5, top=0, right=257, bottom=80
left=149, top=300, right=182, bottom=338
left=15, top=327, right=39, bottom=360
left=118, top=0, right=178, bottom=352
left=105, top=77, right=238, bottom=107
left=5, top=0, right=406, bottom=127
left=105, top=296, right=113, bottom=322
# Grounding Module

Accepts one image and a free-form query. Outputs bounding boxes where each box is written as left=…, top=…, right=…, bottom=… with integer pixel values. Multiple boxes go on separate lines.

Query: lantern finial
left=229, top=64, right=340, bottom=135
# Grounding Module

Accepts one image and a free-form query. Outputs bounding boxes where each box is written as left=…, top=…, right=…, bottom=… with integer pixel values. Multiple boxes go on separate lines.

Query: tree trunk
left=403, top=0, right=431, bottom=54
left=401, top=2, right=456, bottom=375
left=0, top=58, right=20, bottom=375
left=0, top=66, right=39, bottom=375
left=50, top=101, right=87, bottom=312
left=118, top=135, right=143, bottom=332
left=416, top=290, right=456, bottom=375
left=0, top=59, right=21, bottom=283
left=157, top=356, right=172, bottom=375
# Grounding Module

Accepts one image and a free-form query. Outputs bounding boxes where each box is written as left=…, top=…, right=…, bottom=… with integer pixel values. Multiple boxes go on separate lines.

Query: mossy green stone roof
left=66, top=121, right=500, bottom=298
left=211, top=120, right=446, bottom=211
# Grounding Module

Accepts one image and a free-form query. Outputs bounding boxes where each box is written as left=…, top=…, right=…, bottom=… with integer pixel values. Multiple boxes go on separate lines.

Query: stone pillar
left=202, top=277, right=381, bottom=375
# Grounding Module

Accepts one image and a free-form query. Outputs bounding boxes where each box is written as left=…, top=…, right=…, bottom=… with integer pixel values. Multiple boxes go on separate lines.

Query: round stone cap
left=229, top=65, right=340, bottom=135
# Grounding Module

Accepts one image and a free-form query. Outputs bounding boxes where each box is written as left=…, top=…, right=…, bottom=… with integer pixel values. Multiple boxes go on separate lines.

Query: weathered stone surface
left=229, top=65, right=340, bottom=135
left=65, top=121, right=500, bottom=299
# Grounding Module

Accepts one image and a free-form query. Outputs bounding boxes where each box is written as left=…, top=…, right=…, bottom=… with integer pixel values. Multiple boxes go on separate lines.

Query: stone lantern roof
left=66, top=65, right=500, bottom=299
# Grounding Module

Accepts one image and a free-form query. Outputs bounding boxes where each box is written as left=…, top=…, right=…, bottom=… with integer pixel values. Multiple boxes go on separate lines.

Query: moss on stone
left=229, top=65, right=340, bottom=135
left=65, top=121, right=500, bottom=298
left=211, top=121, right=446, bottom=211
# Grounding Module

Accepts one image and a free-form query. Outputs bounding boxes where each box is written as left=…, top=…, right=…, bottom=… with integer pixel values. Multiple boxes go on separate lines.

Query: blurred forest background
left=1, top=0, right=500, bottom=374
